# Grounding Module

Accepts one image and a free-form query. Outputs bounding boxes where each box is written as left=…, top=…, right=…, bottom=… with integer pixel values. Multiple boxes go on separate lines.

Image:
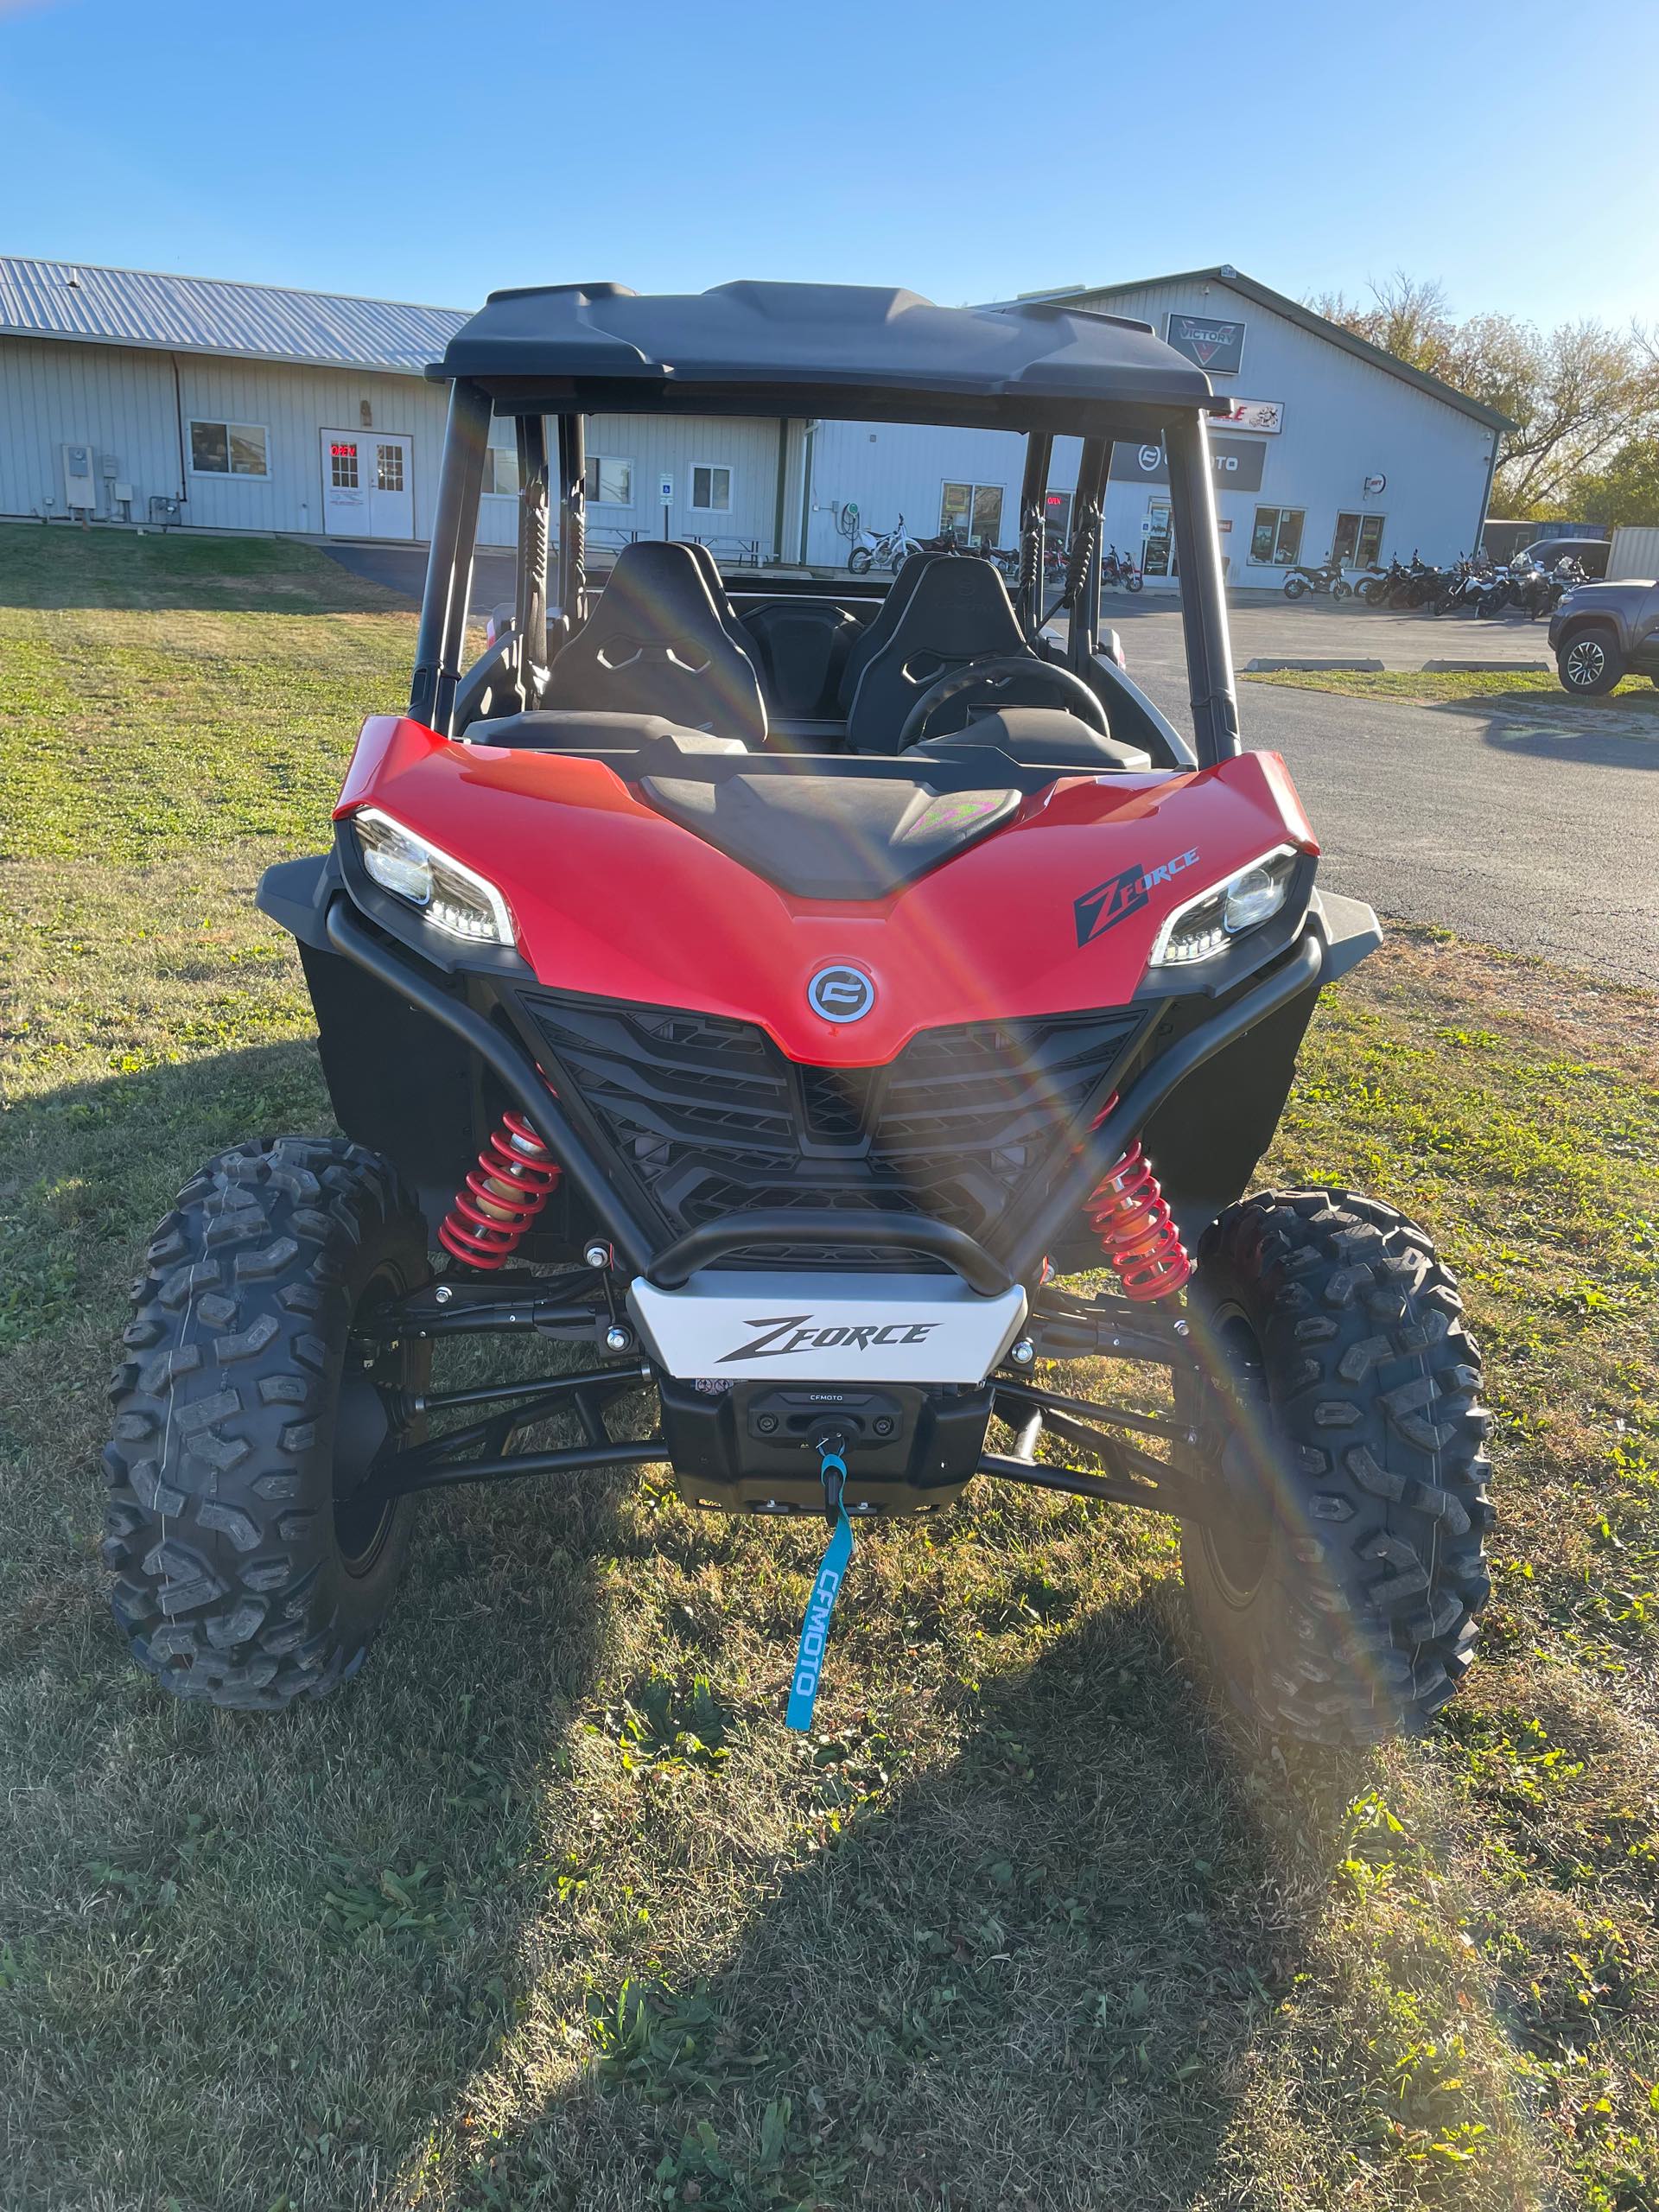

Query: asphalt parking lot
left=1101, top=587, right=1556, bottom=679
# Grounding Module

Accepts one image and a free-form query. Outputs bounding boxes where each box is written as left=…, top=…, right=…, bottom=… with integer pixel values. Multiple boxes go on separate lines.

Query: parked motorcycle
left=848, top=514, right=922, bottom=575
left=1468, top=563, right=1516, bottom=620
left=1102, top=544, right=1143, bottom=592
left=1283, top=557, right=1351, bottom=601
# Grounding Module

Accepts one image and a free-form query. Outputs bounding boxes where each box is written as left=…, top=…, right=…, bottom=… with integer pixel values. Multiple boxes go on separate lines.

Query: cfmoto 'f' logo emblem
left=807, top=965, right=874, bottom=1023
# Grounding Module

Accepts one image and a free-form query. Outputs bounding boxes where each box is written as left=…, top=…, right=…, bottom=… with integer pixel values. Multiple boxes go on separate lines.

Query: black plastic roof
left=429, top=281, right=1224, bottom=430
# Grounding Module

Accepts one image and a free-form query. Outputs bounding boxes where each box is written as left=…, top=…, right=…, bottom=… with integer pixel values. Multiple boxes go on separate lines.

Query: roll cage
left=406, top=280, right=1243, bottom=771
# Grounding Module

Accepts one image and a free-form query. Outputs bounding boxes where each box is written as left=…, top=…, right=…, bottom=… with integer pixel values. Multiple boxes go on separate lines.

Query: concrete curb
left=1243, top=657, right=1385, bottom=673
left=1421, top=659, right=1551, bottom=674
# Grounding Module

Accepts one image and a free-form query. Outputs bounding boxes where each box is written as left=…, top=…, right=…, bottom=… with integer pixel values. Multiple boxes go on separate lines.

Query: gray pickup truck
left=1548, top=574, right=1659, bottom=695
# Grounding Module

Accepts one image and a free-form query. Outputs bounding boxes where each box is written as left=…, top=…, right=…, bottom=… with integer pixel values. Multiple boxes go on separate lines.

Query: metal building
left=804, top=269, right=1511, bottom=586
left=0, top=256, right=798, bottom=563
left=1, top=256, right=1510, bottom=585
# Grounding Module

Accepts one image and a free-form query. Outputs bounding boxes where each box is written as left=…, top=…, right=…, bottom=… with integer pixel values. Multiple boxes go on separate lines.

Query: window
left=970, top=485, right=1004, bottom=544
left=583, top=454, right=633, bottom=505
left=376, top=443, right=404, bottom=494
left=190, top=418, right=269, bottom=478
left=691, top=463, right=731, bottom=512
left=329, top=440, right=359, bottom=490
left=1332, top=511, right=1385, bottom=569
left=939, top=480, right=1006, bottom=545
left=1250, top=505, right=1305, bottom=566
left=482, top=424, right=520, bottom=498
left=1043, top=488, right=1073, bottom=542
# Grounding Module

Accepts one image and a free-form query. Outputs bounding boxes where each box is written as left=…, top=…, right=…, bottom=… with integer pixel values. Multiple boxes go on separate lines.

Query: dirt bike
left=848, top=514, right=922, bottom=575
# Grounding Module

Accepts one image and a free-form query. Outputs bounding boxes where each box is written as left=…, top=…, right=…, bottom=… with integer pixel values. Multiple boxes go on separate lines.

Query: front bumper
left=629, top=1268, right=1028, bottom=1384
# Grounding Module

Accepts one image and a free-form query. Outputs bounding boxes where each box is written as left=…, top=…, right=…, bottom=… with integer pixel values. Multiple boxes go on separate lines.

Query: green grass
left=2, top=526, right=1658, bottom=2209
left=1240, top=664, right=1659, bottom=713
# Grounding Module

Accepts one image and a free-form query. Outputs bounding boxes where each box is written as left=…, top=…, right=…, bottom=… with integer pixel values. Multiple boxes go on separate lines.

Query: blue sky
left=3, top=0, right=1655, bottom=330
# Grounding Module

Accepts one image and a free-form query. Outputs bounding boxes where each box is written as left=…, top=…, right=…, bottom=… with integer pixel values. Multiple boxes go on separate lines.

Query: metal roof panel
left=0, top=254, right=467, bottom=372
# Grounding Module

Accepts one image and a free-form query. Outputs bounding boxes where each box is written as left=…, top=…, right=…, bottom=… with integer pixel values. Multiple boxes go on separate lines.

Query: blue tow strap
left=785, top=1452, right=855, bottom=1732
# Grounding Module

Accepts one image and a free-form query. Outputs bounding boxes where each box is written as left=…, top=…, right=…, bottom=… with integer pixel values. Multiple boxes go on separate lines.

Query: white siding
left=798, top=284, right=1499, bottom=582
left=1, top=337, right=801, bottom=560
left=804, top=419, right=1027, bottom=567
left=0, top=332, right=448, bottom=537
left=1077, top=279, right=1499, bottom=582
left=0, top=334, right=180, bottom=523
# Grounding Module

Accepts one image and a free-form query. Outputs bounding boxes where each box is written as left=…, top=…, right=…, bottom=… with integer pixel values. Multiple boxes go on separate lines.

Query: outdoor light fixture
left=351, top=807, right=515, bottom=944
left=1148, top=846, right=1299, bottom=967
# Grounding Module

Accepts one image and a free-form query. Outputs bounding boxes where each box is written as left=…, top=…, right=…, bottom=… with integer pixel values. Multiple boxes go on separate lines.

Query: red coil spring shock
left=438, top=1110, right=562, bottom=1269
left=1084, top=1098, right=1192, bottom=1303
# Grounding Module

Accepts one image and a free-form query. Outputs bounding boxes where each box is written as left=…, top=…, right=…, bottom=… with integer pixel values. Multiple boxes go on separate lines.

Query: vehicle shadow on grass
left=444, top=1592, right=1361, bottom=2212
left=0, top=1039, right=643, bottom=2209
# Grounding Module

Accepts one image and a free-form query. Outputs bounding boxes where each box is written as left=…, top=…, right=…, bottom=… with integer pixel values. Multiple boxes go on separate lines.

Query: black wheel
left=847, top=545, right=873, bottom=575
left=1125, top=572, right=1142, bottom=593
left=1558, top=629, right=1625, bottom=696
left=103, top=1138, right=432, bottom=1709
left=1177, top=1189, right=1491, bottom=1745
left=1283, top=575, right=1308, bottom=601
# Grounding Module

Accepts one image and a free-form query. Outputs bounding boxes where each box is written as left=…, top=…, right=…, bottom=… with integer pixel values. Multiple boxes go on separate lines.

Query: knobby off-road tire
left=1178, top=1189, right=1491, bottom=1745
left=103, top=1138, right=431, bottom=1709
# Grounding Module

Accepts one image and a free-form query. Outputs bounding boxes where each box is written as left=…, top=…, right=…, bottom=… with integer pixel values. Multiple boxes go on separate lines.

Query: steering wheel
left=896, top=654, right=1109, bottom=752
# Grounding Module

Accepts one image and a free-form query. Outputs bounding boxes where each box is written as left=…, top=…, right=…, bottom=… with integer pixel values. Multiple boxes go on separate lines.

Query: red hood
left=336, top=715, right=1316, bottom=1067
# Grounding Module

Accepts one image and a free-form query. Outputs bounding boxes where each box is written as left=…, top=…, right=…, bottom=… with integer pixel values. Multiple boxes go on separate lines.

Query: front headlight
left=350, top=807, right=515, bottom=945
left=1148, top=846, right=1300, bottom=967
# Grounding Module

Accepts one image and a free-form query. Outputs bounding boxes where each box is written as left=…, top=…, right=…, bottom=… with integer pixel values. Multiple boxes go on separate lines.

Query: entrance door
left=1332, top=510, right=1385, bottom=569
left=321, top=430, right=414, bottom=538
left=1141, top=498, right=1177, bottom=580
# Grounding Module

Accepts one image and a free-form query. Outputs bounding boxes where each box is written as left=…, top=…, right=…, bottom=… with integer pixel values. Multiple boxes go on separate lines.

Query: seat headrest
left=588, top=539, right=722, bottom=632
left=894, top=555, right=1027, bottom=652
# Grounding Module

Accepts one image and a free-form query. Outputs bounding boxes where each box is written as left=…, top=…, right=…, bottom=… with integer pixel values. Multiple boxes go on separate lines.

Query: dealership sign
left=1211, top=397, right=1282, bottom=434
left=1165, top=312, right=1245, bottom=376
left=1109, top=435, right=1265, bottom=493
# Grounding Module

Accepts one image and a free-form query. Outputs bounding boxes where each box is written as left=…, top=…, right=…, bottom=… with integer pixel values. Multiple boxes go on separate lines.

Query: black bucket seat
left=845, top=556, right=1030, bottom=754
left=541, top=539, right=766, bottom=746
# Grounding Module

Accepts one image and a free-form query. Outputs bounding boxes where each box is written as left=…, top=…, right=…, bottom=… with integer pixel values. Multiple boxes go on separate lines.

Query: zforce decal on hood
left=1074, top=849, right=1200, bottom=947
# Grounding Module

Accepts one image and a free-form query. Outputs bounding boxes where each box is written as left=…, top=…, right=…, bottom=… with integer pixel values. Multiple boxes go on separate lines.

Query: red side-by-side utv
left=105, top=281, right=1491, bottom=1739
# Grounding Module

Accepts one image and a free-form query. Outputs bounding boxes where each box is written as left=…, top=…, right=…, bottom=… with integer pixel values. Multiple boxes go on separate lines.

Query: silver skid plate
left=628, top=1270, right=1029, bottom=1384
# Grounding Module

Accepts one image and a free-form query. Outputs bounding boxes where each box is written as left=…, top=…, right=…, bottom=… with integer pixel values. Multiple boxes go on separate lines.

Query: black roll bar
left=556, top=412, right=586, bottom=624
left=998, top=931, right=1323, bottom=1281
left=1016, top=431, right=1052, bottom=638
left=410, top=378, right=490, bottom=736
left=1052, top=436, right=1109, bottom=651
left=1166, top=413, right=1242, bottom=768
left=513, top=412, right=550, bottom=709
left=323, top=897, right=660, bottom=1272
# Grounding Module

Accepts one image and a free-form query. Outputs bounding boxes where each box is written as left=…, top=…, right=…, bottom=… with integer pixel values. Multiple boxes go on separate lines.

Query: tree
left=1308, top=272, right=1659, bottom=516
left=1567, top=437, right=1659, bottom=526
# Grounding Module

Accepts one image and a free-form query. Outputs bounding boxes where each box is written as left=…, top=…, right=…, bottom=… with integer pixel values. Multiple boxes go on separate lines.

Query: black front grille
left=520, top=991, right=1146, bottom=1268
